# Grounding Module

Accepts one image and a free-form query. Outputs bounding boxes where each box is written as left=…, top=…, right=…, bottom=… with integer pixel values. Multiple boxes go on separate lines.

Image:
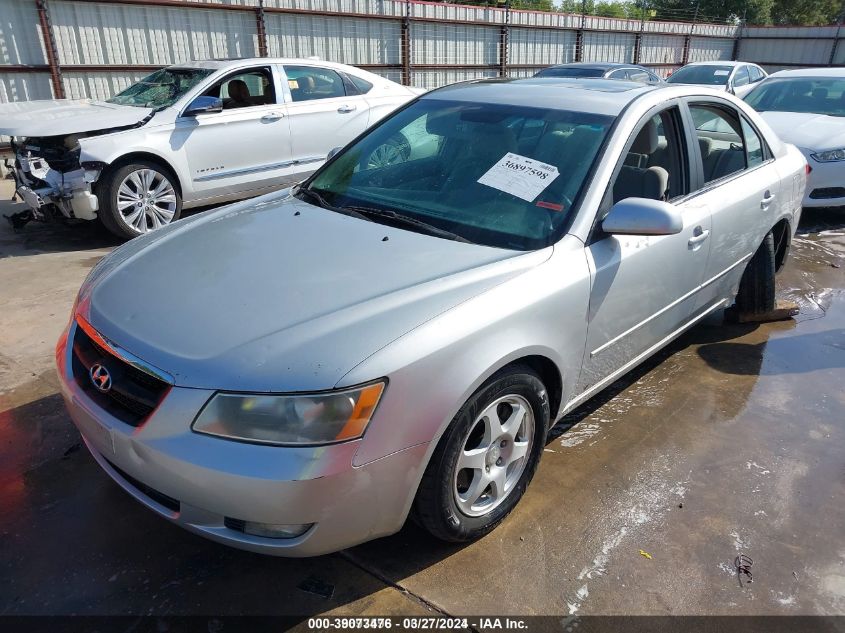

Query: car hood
left=758, top=111, right=845, bottom=152
left=79, top=192, right=549, bottom=392
left=0, top=99, right=153, bottom=137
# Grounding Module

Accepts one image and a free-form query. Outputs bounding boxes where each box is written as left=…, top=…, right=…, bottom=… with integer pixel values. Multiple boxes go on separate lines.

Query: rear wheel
left=413, top=365, right=549, bottom=542
left=97, top=160, right=182, bottom=240
left=734, top=230, right=776, bottom=318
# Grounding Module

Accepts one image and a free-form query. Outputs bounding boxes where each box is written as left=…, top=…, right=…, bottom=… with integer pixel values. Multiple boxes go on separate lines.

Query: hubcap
left=116, top=168, right=177, bottom=233
left=453, top=394, right=534, bottom=517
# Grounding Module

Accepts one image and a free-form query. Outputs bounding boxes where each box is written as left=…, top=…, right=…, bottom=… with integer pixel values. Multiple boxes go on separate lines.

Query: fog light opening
left=224, top=517, right=312, bottom=539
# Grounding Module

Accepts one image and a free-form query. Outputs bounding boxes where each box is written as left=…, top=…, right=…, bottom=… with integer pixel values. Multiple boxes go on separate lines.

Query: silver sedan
left=57, top=77, right=806, bottom=556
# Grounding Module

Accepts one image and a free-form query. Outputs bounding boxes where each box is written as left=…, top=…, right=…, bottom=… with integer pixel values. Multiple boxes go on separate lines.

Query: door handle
left=261, top=112, right=284, bottom=122
left=761, top=191, right=776, bottom=209
left=688, top=227, right=710, bottom=247
left=337, top=104, right=357, bottom=113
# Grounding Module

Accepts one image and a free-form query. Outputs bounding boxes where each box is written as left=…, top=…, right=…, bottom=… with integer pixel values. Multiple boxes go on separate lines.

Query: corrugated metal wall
left=0, top=0, right=842, bottom=105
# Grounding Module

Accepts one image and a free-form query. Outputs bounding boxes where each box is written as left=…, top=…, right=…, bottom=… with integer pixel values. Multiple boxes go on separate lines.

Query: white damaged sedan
left=1, top=58, right=420, bottom=239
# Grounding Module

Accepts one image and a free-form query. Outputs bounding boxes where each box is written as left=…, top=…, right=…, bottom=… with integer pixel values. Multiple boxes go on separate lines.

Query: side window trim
left=680, top=97, right=774, bottom=199
left=678, top=100, right=705, bottom=194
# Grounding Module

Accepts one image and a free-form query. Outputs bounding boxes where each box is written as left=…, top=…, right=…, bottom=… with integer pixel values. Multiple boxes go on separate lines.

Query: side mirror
left=327, top=146, right=343, bottom=161
left=602, top=198, right=683, bottom=236
left=184, top=96, right=223, bottom=117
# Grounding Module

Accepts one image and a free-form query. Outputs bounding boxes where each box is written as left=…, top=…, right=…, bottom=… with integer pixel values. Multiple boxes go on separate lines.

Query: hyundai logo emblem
left=89, top=363, right=112, bottom=393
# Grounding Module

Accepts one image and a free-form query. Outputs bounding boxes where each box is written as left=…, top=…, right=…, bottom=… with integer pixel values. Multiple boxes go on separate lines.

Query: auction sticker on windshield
left=477, top=152, right=560, bottom=202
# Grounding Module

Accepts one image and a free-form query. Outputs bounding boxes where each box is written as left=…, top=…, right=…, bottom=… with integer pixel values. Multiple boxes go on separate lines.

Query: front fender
left=344, top=236, right=591, bottom=468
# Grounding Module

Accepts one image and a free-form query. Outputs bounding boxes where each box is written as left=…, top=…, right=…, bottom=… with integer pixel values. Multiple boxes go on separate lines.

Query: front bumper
left=13, top=154, right=99, bottom=221
left=56, top=321, right=427, bottom=556
left=803, top=156, right=845, bottom=208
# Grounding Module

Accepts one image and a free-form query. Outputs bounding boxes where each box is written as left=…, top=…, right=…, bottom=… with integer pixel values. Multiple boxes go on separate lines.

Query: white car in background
left=745, top=68, right=845, bottom=208
left=667, top=61, right=768, bottom=98
left=1, top=58, right=421, bottom=239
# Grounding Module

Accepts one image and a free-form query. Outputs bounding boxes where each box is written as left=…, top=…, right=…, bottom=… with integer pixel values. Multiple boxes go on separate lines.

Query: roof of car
left=421, top=77, right=657, bottom=116
left=683, top=61, right=750, bottom=67
left=544, top=62, right=649, bottom=70
left=769, top=67, right=845, bottom=78
left=170, top=57, right=353, bottom=71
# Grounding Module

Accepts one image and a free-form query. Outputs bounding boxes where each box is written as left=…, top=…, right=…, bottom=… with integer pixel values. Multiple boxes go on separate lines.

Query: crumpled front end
left=10, top=135, right=101, bottom=223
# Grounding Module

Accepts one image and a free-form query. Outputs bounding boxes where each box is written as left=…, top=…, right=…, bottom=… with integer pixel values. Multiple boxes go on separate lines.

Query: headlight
left=192, top=381, right=385, bottom=446
left=810, top=149, right=845, bottom=162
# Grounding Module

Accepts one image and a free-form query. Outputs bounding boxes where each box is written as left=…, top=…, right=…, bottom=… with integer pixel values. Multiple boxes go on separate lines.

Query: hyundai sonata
left=57, top=78, right=805, bottom=556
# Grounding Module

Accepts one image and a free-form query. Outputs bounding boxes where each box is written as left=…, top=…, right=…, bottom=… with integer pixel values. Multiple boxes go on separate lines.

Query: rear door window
left=285, top=65, right=347, bottom=102
left=733, top=66, right=750, bottom=88
left=741, top=117, right=765, bottom=168
left=689, top=104, right=746, bottom=184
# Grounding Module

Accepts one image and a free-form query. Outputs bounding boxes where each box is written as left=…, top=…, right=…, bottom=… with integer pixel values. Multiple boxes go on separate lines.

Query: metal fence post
left=256, top=0, right=268, bottom=57
left=681, top=2, right=698, bottom=66
left=499, top=0, right=510, bottom=77
left=35, top=0, right=64, bottom=98
left=575, top=0, right=586, bottom=62
left=401, top=0, right=411, bottom=86
left=829, top=11, right=843, bottom=66
left=731, top=10, right=746, bottom=61
left=633, top=1, right=648, bottom=64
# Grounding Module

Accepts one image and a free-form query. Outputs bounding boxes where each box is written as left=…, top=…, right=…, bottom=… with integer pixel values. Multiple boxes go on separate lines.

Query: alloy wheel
left=116, top=168, right=177, bottom=233
left=453, top=394, right=535, bottom=517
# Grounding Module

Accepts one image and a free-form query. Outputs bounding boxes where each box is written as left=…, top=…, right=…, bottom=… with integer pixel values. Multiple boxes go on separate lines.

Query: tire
left=734, top=230, right=776, bottom=318
left=96, top=160, right=182, bottom=240
left=413, top=365, right=550, bottom=542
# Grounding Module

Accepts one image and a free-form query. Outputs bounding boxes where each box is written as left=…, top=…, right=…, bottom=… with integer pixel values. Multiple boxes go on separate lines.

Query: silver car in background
left=57, top=78, right=805, bottom=556
left=667, top=61, right=768, bottom=98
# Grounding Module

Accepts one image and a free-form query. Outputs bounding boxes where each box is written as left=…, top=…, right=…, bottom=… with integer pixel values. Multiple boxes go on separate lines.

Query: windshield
left=667, top=65, right=733, bottom=86
left=535, top=67, right=605, bottom=78
left=745, top=77, right=845, bottom=117
left=304, top=99, right=613, bottom=250
left=106, top=68, right=214, bottom=108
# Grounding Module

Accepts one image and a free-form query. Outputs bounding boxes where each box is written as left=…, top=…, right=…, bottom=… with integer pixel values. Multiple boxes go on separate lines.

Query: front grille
left=224, top=517, right=247, bottom=532
left=105, top=458, right=180, bottom=513
left=71, top=323, right=169, bottom=426
left=809, top=187, right=845, bottom=200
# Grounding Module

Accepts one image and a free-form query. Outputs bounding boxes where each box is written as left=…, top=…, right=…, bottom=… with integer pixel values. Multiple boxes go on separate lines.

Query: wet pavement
left=1, top=184, right=844, bottom=617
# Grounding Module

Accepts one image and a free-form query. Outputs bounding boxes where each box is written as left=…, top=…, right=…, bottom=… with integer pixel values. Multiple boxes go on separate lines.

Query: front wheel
left=97, top=161, right=182, bottom=240
left=413, top=365, right=549, bottom=542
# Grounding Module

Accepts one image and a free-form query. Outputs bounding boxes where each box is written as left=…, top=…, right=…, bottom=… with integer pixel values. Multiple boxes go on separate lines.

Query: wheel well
left=506, top=355, right=563, bottom=425
left=771, top=218, right=791, bottom=273
left=106, top=152, right=182, bottom=194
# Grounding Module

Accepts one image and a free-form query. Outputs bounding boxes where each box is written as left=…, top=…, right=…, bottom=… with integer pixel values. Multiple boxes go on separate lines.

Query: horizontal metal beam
left=740, top=35, right=844, bottom=41
left=0, top=64, right=52, bottom=73
left=62, top=0, right=738, bottom=40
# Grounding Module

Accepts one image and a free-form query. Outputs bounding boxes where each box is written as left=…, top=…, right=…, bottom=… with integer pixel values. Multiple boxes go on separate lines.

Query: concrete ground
left=1, top=179, right=844, bottom=618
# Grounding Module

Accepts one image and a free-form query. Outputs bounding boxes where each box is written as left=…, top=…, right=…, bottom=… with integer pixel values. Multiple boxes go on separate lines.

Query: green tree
left=649, top=0, right=773, bottom=24
left=462, top=0, right=553, bottom=10
left=770, top=0, right=843, bottom=25
left=557, top=0, right=643, bottom=19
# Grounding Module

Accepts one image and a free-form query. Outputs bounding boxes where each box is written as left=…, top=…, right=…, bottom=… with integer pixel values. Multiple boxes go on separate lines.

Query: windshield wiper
left=343, top=205, right=473, bottom=243
left=294, top=187, right=368, bottom=221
